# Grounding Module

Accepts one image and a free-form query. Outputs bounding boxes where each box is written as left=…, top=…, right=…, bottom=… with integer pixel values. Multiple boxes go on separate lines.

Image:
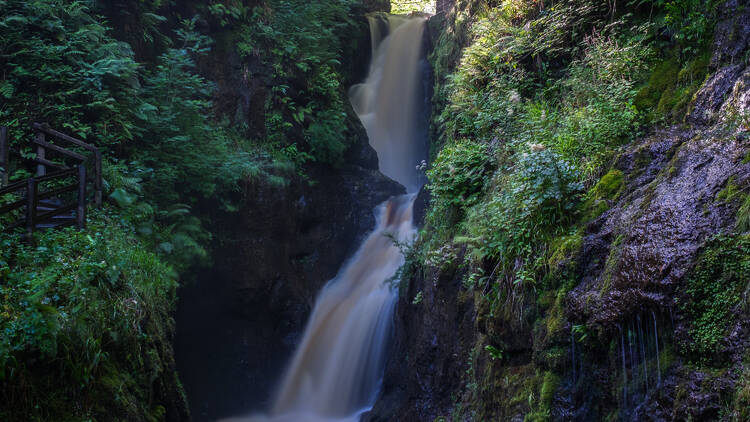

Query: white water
left=350, top=16, right=427, bottom=193
left=221, top=15, right=427, bottom=422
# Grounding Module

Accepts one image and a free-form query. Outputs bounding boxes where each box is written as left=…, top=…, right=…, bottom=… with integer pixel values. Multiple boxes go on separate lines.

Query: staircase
left=0, top=123, right=102, bottom=237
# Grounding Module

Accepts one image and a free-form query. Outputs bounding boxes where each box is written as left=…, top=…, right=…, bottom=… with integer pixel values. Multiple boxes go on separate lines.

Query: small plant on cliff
left=678, top=235, right=750, bottom=364
left=466, top=149, right=583, bottom=268
left=427, top=140, right=492, bottom=210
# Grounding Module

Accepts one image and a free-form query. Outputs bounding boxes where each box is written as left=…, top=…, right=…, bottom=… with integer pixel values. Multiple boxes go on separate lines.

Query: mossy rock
left=635, top=48, right=711, bottom=120
left=679, top=235, right=750, bottom=363
left=634, top=59, right=680, bottom=114
left=548, top=231, right=583, bottom=269
left=580, top=170, right=624, bottom=222
left=716, top=175, right=743, bottom=203
left=592, top=170, right=624, bottom=201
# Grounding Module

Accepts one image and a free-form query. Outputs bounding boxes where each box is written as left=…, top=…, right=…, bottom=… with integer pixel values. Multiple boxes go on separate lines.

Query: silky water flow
left=221, top=15, right=428, bottom=422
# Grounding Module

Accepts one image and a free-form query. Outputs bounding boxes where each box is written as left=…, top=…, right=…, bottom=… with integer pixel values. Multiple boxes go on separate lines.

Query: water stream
left=221, top=15, right=428, bottom=422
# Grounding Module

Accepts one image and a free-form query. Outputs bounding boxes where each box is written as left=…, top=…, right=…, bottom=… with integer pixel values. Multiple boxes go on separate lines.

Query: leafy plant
left=678, top=235, right=750, bottom=364
left=428, top=140, right=492, bottom=209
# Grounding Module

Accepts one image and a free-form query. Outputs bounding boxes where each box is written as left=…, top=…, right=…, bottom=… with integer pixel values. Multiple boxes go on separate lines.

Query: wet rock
left=412, top=185, right=431, bottom=227
left=689, top=64, right=743, bottom=125
left=365, top=264, right=478, bottom=422
left=571, top=116, right=748, bottom=331
left=711, top=0, right=750, bottom=68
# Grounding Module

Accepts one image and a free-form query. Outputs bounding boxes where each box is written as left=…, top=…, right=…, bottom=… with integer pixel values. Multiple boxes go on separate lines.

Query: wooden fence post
left=26, top=178, right=37, bottom=238
left=0, top=126, right=8, bottom=187
left=94, top=150, right=102, bottom=207
left=77, top=165, right=87, bottom=230
left=35, top=129, right=46, bottom=177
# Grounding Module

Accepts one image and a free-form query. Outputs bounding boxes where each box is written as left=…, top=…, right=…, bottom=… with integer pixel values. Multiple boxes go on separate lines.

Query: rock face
left=368, top=3, right=750, bottom=422
left=173, top=1, right=408, bottom=419
left=176, top=114, right=403, bottom=422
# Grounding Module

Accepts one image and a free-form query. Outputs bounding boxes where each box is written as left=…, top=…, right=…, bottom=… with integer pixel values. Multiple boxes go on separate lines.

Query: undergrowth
left=0, top=212, right=183, bottom=421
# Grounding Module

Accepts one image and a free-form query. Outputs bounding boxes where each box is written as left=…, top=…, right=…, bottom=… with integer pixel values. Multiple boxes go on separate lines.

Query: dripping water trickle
left=652, top=311, right=661, bottom=386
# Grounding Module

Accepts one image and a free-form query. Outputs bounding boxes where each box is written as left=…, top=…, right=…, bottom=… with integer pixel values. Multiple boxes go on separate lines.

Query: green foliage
left=579, top=169, right=624, bottom=221
left=131, top=18, right=263, bottom=207
left=737, top=194, right=750, bottom=233
left=392, top=0, right=435, bottom=14
left=0, top=0, right=139, bottom=144
left=465, top=150, right=583, bottom=280
left=525, top=371, right=561, bottom=422
left=0, top=0, right=278, bottom=273
left=237, top=0, right=359, bottom=165
left=634, top=48, right=710, bottom=120
left=485, top=344, right=504, bottom=360
left=678, top=235, right=750, bottom=364
left=0, top=212, right=179, bottom=421
left=655, top=0, right=719, bottom=55
left=427, top=140, right=491, bottom=209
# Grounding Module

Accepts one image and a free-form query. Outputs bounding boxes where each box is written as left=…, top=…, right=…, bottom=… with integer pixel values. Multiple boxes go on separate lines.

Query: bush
left=466, top=150, right=583, bottom=278
left=0, top=0, right=138, bottom=147
left=0, top=212, right=181, bottom=421
left=427, top=140, right=492, bottom=209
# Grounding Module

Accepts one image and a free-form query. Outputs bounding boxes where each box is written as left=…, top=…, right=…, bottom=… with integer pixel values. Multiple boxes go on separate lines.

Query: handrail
left=1, top=164, right=86, bottom=235
left=32, top=123, right=98, bottom=152
left=1, top=123, right=101, bottom=237
left=32, top=138, right=87, bottom=161
left=32, top=123, right=102, bottom=207
left=0, top=178, right=27, bottom=196
left=0, top=126, right=7, bottom=186
left=32, top=167, right=77, bottom=183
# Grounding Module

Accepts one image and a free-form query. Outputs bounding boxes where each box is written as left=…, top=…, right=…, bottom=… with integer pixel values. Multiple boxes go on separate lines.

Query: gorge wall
left=171, top=2, right=409, bottom=421
left=368, top=1, right=750, bottom=421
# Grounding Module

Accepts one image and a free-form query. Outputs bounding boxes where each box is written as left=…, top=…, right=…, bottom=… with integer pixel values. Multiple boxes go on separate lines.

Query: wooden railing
left=0, top=167, right=87, bottom=235
left=0, top=124, right=101, bottom=237
left=32, top=123, right=102, bottom=206
left=0, top=126, right=8, bottom=186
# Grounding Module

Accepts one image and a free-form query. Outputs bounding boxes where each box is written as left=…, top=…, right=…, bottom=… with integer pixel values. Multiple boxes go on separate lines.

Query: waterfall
left=350, top=16, right=428, bottom=193
left=221, top=15, right=428, bottom=422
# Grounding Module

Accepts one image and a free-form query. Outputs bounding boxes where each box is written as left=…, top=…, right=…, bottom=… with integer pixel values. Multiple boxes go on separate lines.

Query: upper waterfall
left=350, top=16, right=428, bottom=193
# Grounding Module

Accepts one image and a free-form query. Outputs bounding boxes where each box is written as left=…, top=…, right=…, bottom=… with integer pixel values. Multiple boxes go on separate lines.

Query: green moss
left=737, top=195, right=750, bottom=232
left=592, top=170, right=625, bottom=201
left=540, top=372, right=561, bottom=410
left=579, top=170, right=625, bottom=223
left=634, top=60, right=680, bottom=114
left=717, top=176, right=743, bottom=202
left=714, top=176, right=750, bottom=231
left=524, top=371, right=560, bottom=422
left=635, top=48, right=711, bottom=120
left=732, top=368, right=750, bottom=421
left=600, top=234, right=625, bottom=294
left=545, top=289, right=568, bottom=337
left=548, top=231, right=583, bottom=269
left=742, top=150, right=750, bottom=165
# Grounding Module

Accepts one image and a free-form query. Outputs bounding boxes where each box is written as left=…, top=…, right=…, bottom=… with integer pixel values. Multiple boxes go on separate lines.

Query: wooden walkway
left=0, top=123, right=102, bottom=237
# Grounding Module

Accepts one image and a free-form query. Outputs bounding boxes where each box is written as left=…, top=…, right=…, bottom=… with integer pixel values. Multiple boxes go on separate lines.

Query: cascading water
left=350, top=15, right=428, bottom=193
left=221, top=15, right=428, bottom=422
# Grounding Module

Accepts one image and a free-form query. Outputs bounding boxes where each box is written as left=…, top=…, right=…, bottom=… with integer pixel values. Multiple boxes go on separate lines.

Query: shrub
left=0, top=212, right=180, bottom=420
left=427, top=140, right=492, bottom=209
left=466, top=150, right=583, bottom=275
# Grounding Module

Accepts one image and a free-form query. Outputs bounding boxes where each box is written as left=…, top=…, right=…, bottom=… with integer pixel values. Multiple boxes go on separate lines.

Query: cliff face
left=172, top=2, right=408, bottom=421
left=369, top=1, right=750, bottom=421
